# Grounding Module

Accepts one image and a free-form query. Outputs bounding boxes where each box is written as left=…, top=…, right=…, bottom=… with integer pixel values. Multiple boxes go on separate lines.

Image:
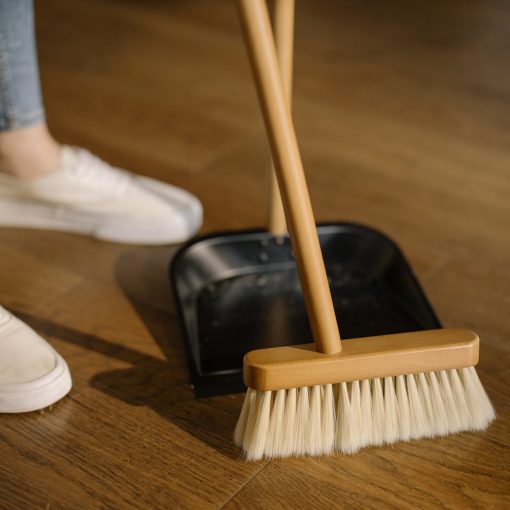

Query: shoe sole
left=0, top=353, right=72, bottom=413
left=0, top=198, right=201, bottom=245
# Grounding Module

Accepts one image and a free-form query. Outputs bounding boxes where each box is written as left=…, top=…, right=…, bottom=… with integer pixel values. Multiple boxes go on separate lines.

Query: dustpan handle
left=238, top=0, right=342, bottom=354
left=268, top=0, right=294, bottom=235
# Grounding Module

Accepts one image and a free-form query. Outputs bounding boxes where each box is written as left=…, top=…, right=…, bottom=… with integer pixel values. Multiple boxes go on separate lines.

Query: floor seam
left=217, top=460, right=272, bottom=509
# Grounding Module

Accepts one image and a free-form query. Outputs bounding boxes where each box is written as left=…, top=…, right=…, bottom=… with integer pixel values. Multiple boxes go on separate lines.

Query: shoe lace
left=65, top=147, right=129, bottom=193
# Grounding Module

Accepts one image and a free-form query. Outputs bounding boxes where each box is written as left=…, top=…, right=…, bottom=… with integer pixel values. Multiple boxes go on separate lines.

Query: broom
left=267, top=0, right=293, bottom=236
left=234, top=0, right=495, bottom=461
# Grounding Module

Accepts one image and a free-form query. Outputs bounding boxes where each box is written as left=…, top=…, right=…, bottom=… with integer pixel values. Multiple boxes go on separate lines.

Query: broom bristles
left=234, top=366, right=495, bottom=461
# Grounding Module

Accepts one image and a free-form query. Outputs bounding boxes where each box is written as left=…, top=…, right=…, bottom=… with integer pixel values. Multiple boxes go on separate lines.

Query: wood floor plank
left=0, top=243, right=83, bottom=315
left=37, top=0, right=258, bottom=173
left=0, top=388, right=264, bottom=510
left=424, top=258, right=510, bottom=353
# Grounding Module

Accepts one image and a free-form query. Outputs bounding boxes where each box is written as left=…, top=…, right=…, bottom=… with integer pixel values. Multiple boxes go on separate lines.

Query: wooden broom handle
left=268, top=0, right=294, bottom=235
left=238, top=0, right=342, bottom=354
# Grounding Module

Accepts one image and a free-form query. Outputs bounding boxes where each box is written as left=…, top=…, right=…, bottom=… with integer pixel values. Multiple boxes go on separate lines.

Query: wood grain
left=0, top=0, right=509, bottom=508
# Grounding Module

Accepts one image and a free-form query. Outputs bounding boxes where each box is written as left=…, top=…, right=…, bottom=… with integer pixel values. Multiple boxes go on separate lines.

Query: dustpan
left=170, top=1, right=440, bottom=397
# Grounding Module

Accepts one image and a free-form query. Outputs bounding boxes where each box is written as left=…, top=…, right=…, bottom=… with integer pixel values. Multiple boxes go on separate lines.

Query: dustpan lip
left=169, top=221, right=406, bottom=273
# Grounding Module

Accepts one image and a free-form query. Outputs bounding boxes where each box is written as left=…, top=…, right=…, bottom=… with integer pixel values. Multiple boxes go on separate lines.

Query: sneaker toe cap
left=95, top=182, right=201, bottom=245
left=133, top=176, right=203, bottom=234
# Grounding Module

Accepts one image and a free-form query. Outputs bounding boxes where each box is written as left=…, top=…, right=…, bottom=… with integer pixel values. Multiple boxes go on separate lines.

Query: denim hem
left=0, top=0, right=45, bottom=133
left=0, top=107, right=45, bottom=131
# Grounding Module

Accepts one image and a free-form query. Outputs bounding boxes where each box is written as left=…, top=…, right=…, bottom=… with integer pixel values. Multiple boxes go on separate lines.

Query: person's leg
left=0, top=123, right=59, bottom=178
left=0, top=0, right=202, bottom=244
left=0, top=0, right=58, bottom=178
left=0, top=0, right=70, bottom=414
left=0, top=1, right=200, bottom=413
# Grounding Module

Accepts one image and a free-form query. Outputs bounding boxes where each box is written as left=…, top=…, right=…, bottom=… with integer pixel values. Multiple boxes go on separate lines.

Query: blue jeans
left=0, top=0, right=44, bottom=131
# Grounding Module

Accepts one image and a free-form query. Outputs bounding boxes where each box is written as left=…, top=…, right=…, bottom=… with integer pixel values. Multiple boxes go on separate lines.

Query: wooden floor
left=1, top=0, right=510, bottom=508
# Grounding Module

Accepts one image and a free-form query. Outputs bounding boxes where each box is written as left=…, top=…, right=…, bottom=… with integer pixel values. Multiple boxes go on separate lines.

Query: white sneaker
left=0, top=146, right=203, bottom=245
left=0, top=306, right=72, bottom=413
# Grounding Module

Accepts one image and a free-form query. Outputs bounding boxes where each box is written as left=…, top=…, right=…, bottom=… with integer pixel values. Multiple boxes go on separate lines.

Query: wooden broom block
left=238, top=0, right=342, bottom=355
left=244, top=328, right=480, bottom=391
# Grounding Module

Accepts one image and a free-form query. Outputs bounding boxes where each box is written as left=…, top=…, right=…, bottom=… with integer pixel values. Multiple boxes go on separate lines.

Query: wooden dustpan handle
left=238, top=0, right=342, bottom=354
left=268, top=0, right=294, bottom=236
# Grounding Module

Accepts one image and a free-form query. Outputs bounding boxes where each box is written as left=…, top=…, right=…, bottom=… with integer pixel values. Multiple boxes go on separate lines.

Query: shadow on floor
left=15, top=246, right=244, bottom=461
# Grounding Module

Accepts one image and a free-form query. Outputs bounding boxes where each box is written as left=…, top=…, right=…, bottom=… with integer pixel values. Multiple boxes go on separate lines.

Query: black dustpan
left=170, top=3, right=440, bottom=397
left=171, top=223, right=440, bottom=397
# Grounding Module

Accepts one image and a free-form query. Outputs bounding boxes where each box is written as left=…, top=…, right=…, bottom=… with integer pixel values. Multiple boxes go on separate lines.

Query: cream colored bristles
left=449, top=369, right=471, bottom=429
left=280, top=387, right=297, bottom=456
left=426, top=371, right=449, bottom=435
left=309, top=386, right=322, bottom=454
left=461, top=367, right=496, bottom=429
left=371, top=377, right=385, bottom=445
left=235, top=367, right=495, bottom=461
left=416, top=372, right=434, bottom=433
left=245, top=390, right=271, bottom=461
left=396, top=375, right=411, bottom=441
left=359, top=379, right=372, bottom=448
left=438, top=370, right=463, bottom=432
left=337, top=381, right=362, bottom=454
left=406, top=373, right=428, bottom=439
left=383, top=376, right=399, bottom=444
left=233, top=388, right=255, bottom=447
left=265, top=389, right=285, bottom=457
left=321, top=384, right=335, bottom=455
left=348, top=381, right=362, bottom=453
left=295, top=386, right=310, bottom=455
